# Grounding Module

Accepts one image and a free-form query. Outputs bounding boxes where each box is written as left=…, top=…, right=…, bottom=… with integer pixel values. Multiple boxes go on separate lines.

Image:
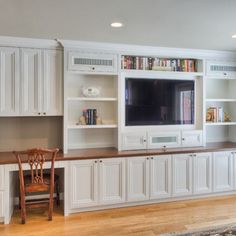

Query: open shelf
left=68, top=124, right=118, bottom=129
left=67, top=97, right=117, bottom=102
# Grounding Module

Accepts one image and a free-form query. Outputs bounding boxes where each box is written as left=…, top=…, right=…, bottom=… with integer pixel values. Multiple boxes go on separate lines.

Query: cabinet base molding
left=67, top=191, right=236, bottom=215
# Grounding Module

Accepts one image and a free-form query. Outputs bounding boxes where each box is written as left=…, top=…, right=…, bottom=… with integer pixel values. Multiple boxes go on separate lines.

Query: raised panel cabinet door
left=0, top=191, right=3, bottom=218
left=122, top=133, right=147, bottom=150
left=150, top=155, right=171, bottom=199
left=42, top=50, right=62, bottom=116
left=0, top=166, right=4, bottom=190
left=70, top=160, right=98, bottom=209
left=99, top=158, right=126, bottom=205
left=127, top=157, right=149, bottom=202
left=193, top=153, right=212, bottom=194
left=172, top=154, right=193, bottom=197
left=0, top=47, right=19, bottom=116
left=213, top=151, right=233, bottom=192
left=20, top=48, right=42, bottom=115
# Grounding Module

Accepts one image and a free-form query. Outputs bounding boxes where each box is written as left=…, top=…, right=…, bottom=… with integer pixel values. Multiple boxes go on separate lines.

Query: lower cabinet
left=70, top=158, right=126, bottom=209
left=150, top=155, right=172, bottom=199
left=193, top=153, right=212, bottom=194
left=0, top=191, right=4, bottom=218
left=127, top=157, right=149, bottom=202
left=172, top=154, right=193, bottom=197
left=213, top=151, right=233, bottom=192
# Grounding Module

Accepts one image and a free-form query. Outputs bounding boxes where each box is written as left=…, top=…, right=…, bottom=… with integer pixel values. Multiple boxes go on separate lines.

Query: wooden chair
left=13, top=148, right=59, bottom=224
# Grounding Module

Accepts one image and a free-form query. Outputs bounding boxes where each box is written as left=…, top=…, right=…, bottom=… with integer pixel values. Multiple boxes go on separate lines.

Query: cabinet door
left=193, top=153, right=212, bottom=194
left=181, top=130, right=203, bottom=147
left=99, top=158, right=125, bottom=205
left=127, top=157, right=149, bottom=201
left=0, top=191, right=3, bottom=218
left=0, top=47, right=19, bottom=116
left=20, top=48, right=42, bottom=115
left=0, top=166, right=4, bottom=191
left=148, top=131, right=181, bottom=149
left=70, top=160, right=98, bottom=208
left=172, top=154, right=193, bottom=197
left=213, top=151, right=233, bottom=192
left=122, top=132, right=147, bottom=150
left=42, top=50, right=62, bottom=116
left=150, top=155, right=171, bottom=199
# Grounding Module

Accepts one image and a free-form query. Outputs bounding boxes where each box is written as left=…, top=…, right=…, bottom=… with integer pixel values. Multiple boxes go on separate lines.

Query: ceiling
left=0, top=0, right=236, bottom=51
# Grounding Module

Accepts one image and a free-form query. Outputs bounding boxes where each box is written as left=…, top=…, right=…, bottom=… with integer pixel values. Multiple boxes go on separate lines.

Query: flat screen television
left=125, top=78, right=195, bottom=126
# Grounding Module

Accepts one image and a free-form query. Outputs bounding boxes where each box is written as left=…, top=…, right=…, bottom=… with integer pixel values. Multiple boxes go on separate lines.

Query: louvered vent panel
left=74, top=58, right=113, bottom=66
left=210, top=65, right=236, bottom=72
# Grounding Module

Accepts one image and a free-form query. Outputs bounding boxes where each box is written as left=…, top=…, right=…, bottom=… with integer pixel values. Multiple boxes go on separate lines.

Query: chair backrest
left=13, top=148, right=59, bottom=189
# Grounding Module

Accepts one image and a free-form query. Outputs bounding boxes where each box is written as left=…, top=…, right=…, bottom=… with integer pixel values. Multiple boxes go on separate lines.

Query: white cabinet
left=0, top=191, right=4, bottom=218
left=99, top=158, right=126, bottom=205
left=70, top=158, right=126, bottom=209
left=213, top=151, right=233, bottom=192
left=0, top=47, right=20, bottom=116
left=148, top=131, right=181, bottom=149
left=21, top=48, right=42, bottom=115
left=127, top=157, right=149, bottom=201
left=70, top=160, right=98, bottom=208
left=21, top=48, right=62, bottom=116
left=193, top=153, right=212, bottom=194
left=0, top=165, right=4, bottom=190
left=68, top=51, right=118, bottom=73
left=150, top=155, right=171, bottom=199
left=172, top=154, right=193, bottom=197
left=181, top=130, right=203, bottom=147
left=42, top=50, right=62, bottom=115
left=122, top=132, right=147, bottom=150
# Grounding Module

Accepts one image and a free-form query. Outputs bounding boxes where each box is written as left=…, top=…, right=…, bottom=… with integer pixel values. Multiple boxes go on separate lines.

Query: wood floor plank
left=1, top=195, right=236, bottom=236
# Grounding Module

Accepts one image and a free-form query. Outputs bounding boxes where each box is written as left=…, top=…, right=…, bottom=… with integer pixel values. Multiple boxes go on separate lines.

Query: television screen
left=125, top=78, right=195, bottom=126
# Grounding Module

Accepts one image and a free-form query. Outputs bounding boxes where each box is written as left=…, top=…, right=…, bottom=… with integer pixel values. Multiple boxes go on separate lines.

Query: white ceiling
left=0, top=0, right=236, bottom=51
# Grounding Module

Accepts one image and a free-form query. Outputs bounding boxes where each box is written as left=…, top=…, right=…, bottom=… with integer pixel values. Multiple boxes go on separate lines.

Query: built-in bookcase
left=204, top=61, right=236, bottom=143
left=63, top=50, right=118, bottom=153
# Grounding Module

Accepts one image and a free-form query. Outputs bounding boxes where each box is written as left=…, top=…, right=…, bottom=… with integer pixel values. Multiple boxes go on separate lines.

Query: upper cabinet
left=68, top=51, right=118, bottom=74
left=0, top=47, right=62, bottom=117
left=0, top=47, right=20, bottom=116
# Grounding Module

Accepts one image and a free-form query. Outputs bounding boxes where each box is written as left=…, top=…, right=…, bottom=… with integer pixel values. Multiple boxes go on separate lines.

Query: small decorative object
left=78, top=115, right=86, bottom=125
left=206, top=108, right=215, bottom=122
left=224, top=112, right=231, bottom=122
left=82, top=86, right=100, bottom=97
left=96, top=116, right=102, bottom=125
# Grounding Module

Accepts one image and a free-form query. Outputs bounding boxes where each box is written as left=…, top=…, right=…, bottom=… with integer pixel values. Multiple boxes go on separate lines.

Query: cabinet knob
left=182, top=138, right=185, bottom=141
left=100, top=160, right=102, bottom=163
left=94, top=160, right=97, bottom=163
left=38, top=112, right=41, bottom=115
left=143, top=139, right=146, bottom=143
left=43, top=112, right=46, bottom=115
left=92, top=67, right=95, bottom=70
left=147, top=157, right=149, bottom=160
left=223, top=72, right=227, bottom=76
left=151, top=157, right=154, bottom=160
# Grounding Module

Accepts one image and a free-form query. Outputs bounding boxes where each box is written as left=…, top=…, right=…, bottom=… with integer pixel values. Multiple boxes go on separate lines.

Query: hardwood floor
left=1, top=195, right=236, bottom=236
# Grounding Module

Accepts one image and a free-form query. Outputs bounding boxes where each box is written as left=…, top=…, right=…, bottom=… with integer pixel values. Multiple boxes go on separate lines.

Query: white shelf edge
left=67, top=97, right=117, bottom=101
left=205, top=122, right=236, bottom=126
left=205, top=76, right=236, bottom=80
left=206, top=98, right=236, bottom=102
left=68, top=124, right=118, bottom=129
left=121, top=69, right=203, bottom=76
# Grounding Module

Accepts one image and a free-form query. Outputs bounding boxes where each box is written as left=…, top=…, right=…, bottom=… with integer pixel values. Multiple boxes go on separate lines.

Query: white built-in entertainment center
left=1, top=36, right=236, bottom=224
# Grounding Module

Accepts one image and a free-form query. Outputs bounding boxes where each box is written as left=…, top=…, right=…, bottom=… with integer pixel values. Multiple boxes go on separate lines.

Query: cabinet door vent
left=74, top=58, right=113, bottom=66
left=210, top=65, right=236, bottom=72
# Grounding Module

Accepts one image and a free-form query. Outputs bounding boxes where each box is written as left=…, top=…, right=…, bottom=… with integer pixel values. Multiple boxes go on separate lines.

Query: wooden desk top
left=1, top=142, right=236, bottom=165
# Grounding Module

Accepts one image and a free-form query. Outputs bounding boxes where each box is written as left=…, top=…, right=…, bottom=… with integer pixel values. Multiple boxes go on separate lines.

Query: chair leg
left=48, top=198, right=53, bottom=221
left=20, top=196, right=26, bottom=224
left=19, top=192, right=21, bottom=209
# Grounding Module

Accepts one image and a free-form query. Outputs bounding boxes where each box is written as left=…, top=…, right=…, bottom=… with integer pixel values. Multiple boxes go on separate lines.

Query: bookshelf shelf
left=68, top=124, right=118, bottom=129
left=205, top=122, right=236, bottom=126
left=67, top=97, right=117, bottom=102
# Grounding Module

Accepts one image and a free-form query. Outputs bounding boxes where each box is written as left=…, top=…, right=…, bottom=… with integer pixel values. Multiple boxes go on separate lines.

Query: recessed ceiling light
left=111, top=22, right=123, bottom=28
left=232, top=34, right=236, bottom=38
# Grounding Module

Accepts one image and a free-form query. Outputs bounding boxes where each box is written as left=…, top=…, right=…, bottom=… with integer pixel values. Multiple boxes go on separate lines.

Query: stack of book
left=121, top=55, right=197, bottom=72
left=207, top=107, right=224, bottom=122
left=83, top=109, right=97, bottom=125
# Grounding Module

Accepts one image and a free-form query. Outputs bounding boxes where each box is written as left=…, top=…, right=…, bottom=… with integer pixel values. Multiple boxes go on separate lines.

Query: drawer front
left=181, top=130, right=203, bottom=147
left=148, top=131, right=181, bottom=149
left=122, top=133, right=147, bottom=150
left=206, top=61, right=236, bottom=78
